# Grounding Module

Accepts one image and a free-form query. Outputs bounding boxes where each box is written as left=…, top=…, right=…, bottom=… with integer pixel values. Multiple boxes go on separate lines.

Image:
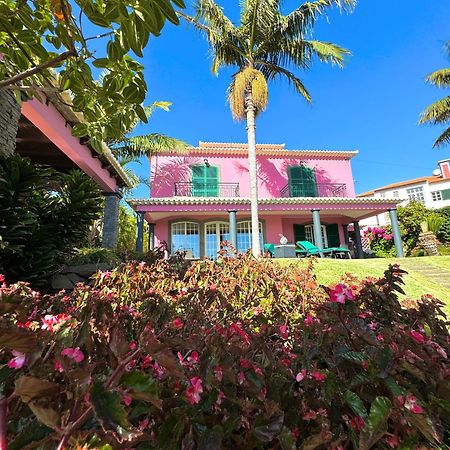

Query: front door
left=205, top=222, right=230, bottom=258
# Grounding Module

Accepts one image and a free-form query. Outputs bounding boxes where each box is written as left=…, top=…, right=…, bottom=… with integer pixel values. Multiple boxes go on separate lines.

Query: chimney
left=438, top=159, right=450, bottom=179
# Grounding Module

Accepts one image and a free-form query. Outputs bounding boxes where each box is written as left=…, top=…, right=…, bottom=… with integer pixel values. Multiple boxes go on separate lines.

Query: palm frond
left=116, top=133, right=189, bottom=159
left=258, top=61, right=311, bottom=102
left=433, top=126, right=450, bottom=148
left=420, top=96, right=450, bottom=126
left=303, top=40, right=350, bottom=66
left=426, top=68, right=450, bottom=88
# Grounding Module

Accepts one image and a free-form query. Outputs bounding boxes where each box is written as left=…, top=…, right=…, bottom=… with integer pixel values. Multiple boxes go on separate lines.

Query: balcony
left=174, top=182, right=240, bottom=197
left=280, top=182, right=347, bottom=198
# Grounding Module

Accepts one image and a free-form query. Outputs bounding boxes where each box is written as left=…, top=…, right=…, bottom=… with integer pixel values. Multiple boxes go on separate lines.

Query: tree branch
left=0, top=50, right=76, bottom=89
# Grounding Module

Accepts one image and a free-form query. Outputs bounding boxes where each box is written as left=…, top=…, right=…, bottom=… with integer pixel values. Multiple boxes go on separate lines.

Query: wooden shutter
left=191, top=165, right=219, bottom=197
left=326, top=223, right=340, bottom=247
left=294, top=224, right=306, bottom=243
left=442, top=189, right=450, bottom=200
left=288, top=166, right=317, bottom=197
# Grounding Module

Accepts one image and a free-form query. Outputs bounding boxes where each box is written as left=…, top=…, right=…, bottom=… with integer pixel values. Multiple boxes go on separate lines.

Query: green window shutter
left=442, top=189, right=450, bottom=200
left=326, top=223, right=340, bottom=247
left=294, top=224, right=306, bottom=243
left=288, top=166, right=317, bottom=197
left=191, top=165, right=219, bottom=197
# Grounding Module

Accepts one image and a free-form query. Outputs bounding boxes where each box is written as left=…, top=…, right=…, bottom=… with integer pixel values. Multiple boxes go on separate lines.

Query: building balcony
left=280, top=182, right=347, bottom=198
left=174, top=182, right=240, bottom=197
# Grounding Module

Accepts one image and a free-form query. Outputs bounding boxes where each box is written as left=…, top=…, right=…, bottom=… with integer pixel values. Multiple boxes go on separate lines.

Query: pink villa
left=128, top=142, right=404, bottom=258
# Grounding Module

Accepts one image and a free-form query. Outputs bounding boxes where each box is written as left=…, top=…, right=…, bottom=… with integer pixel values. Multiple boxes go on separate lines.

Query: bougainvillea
left=0, top=255, right=449, bottom=449
left=363, top=226, right=396, bottom=258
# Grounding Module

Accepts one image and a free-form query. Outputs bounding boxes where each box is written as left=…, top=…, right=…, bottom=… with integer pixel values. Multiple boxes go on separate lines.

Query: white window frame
left=406, top=186, right=425, bottom=203
left=204, top=221, right=230, bottom=258
left=236, top=221, right=264, bottom=253
left=170, top=222, right=200, bottom=258
left=305, top=224, right=328, bottom=248
left=431, top=191, right=442, bottom=201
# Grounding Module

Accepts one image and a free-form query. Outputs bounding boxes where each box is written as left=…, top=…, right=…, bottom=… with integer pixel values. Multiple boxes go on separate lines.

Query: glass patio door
left=204, top=222, right=230, bottom=258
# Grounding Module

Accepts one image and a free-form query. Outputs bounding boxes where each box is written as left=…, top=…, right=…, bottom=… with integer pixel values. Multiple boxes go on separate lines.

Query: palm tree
left=182, top=0, right=355, bottom=257
left=111, top=101, right=188, bottom=196
left=420, top=41, right=450, bottom=148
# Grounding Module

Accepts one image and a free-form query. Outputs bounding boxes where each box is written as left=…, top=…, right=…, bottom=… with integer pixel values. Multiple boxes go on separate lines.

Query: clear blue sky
left=124, top=1, right=449, bottom=197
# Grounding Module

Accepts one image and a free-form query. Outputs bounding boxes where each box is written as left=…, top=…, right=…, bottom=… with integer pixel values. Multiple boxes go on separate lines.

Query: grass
left=278, top=256, right=450, bottom=315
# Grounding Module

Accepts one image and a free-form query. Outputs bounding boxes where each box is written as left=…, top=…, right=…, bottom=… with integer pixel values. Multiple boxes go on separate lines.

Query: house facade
left=358, top=159, right=450, bottom=228
left=128, top=142, right=403, bottom=258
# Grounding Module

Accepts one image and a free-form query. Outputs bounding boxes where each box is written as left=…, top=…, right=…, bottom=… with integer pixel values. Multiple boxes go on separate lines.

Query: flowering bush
left=363, top=226, right=396, bottom=258
left=0, top=257, right=449, bottom=449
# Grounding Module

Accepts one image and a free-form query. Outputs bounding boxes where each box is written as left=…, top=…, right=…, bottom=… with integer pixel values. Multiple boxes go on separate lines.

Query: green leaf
left=90, top=382, right=131, bottom=436
left=71, top=123, right=89, bottom=138
left=198, top=425, right=223, bottom=450
left=407, top=413, right=441, bottom=443
left=278, top=426, right=296, bottom=450
left=341, top=351, right=370, bottom=363
left=344, top=390, right=368, bottom=419
left=254, top=413, right=284, bottom=442
left=120, top=371, right=160, bottom=405
left=9, top=419, right=51, bottom=450
left=92, top=58, right=111, bottom=68
left=359, top=396, right=392, bottom=450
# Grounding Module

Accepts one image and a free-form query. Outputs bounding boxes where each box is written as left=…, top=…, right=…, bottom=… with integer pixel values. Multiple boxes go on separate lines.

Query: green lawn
left=278, top=256, right=450, bottom=315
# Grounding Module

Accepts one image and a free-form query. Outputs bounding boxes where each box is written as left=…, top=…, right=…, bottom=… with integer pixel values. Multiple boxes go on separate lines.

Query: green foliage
left=68, top=247, right=121, bottom=266
left=1, top=257, right=449, bottom=448
left=0, top=154, right=103, bottom=285
left=363, top=226, right=396, bottom=258
left=397, top=201, right=431, bottom=254
left=420, top=41, right=450, bottom=148
left=0, top=0, right=185, bottom=150
left=117, top=205, right=139, bottom=253
left=427, top=212, right=445, bottom=235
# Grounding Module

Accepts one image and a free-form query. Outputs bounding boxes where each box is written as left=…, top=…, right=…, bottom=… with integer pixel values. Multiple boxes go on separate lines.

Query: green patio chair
left=296, top=241, right=351, bottom=259
left=264, top=243, right=275, bottom=256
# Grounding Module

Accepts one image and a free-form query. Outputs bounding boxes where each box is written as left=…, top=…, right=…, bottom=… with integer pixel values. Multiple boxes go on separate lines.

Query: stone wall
left=0, top=90, right=20, bottom=156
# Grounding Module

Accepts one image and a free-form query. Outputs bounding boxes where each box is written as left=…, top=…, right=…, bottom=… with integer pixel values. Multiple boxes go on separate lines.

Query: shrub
left=0, top=155, right=103, bottom=286
left=363, top=226, right=396, bottom=258
left=68, top=247, right=121, bottom=266
left=397, top=202, right=430, bottom=254
left=0, top=258, right=449, bottom=449
left=426, top=212, right=445, bottom=235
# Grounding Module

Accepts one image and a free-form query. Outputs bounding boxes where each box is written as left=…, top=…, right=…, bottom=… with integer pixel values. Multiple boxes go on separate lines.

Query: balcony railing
left=174, top=182, right=240, bottom=197
left=280, top=182, right=347, bottom=198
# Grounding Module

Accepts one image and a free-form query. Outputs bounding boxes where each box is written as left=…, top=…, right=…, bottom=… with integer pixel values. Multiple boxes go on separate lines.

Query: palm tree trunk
left=245, top=90, right=261, bottom=257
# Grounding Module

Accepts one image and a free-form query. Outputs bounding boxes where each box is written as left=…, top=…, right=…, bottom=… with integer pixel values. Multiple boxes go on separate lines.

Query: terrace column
left=311, top=209, right=324, bottom=253
left=388, top=208, right=404, bottom=258
left=353, top=220, right=364, bottom=259
left=342, top=224, right=350, bottom=246
left=102, top=191, right=121, bottom=249
left=148, top=223, right=155, bottom=251
left=228, top=210, right=238, bottom=254
left=136, top=211, right=145, bottom=254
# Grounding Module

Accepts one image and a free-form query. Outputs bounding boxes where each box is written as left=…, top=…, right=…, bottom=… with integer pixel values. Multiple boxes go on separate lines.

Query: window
left=288, top=165, right=317, bottom=197
left=432, top=191, right=443, bottom=201
left=171, top=222, right=200, bottom=258
left=379, top=192, right=386, bottom=198
left=191, top=165, right=219, bottom=197
left=204, top=222, right=230, bottom=259
left=305, top=224, right=328, bottom=248
left=392, top=191, right=399, bottom=198
left=406, top=186, right=425, bottom=203
left=236, top=221, right=263, bottom=253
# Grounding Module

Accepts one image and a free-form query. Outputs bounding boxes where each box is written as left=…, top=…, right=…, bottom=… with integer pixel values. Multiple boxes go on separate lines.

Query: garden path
left=400, top=260, right=450, bottom=290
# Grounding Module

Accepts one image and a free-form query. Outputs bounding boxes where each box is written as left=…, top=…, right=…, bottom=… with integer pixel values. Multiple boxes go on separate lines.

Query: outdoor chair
left=295, top=241, right=351, bottom=259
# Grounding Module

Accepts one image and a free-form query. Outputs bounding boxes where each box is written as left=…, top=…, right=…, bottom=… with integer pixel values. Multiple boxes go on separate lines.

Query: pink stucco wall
left=151, top=152, right=356, bottom=198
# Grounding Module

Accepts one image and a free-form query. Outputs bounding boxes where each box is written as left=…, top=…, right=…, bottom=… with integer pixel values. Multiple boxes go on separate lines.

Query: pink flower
left=172, top=318, right=183, bottom=329
left=303, top=409, right=317, bottom=420
left=41, top=313, right=70, bottom=332
left=376, top=333, right=384, bottom=342
left=349, top=416, right=365, bottom=431
left=238, top=371, right=246, bottom=384
left=409, top=330, right=425, bottom=344
left=311, top=371, right=327, bottom=382
left=129, top=342, right=138, bottom=351
left=296, top=369, right=307, bottom=382
left=368, top=321, right=378, bottom=330
left=186, top=377, right=203, bottom=404
left=253, top=307, right=262, bottom=316
left=404, top=394, right=424, bottom=414
left=209, top=284, right=217, bottom=291
left=214, top=366, right=223, bottom=382
left=61, top=347, right=85, bottom=363
left=0, top=274, right=5, bottom=283
left=7, top=350, right=26, bottom=369
left=304, top=313, right=316, bottom=325
left=240, top=358, right=252, bottom=369
left=279, top=325, right=289, bottom=339
left=329, top=284, right=354, bottom=304
left=386, top=436, right=400, bottom=448
left=141, top=355, right=152, bottom=369
left=187, top=351, right=200, bottom=365
left=123, top=394, right=132, bottom=406
left=54, top=360, right=64, bottom=373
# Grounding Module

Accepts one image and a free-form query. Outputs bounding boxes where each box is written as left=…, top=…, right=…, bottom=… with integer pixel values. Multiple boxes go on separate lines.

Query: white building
left=358, top=159, right=450, bottom=227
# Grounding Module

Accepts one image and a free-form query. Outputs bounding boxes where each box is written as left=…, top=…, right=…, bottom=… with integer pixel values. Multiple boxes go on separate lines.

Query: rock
left=60, top=263, right=111, bottom=276
left=51, top=274, right=75, bottom=290
left=66, top=273, right=86, bottom=284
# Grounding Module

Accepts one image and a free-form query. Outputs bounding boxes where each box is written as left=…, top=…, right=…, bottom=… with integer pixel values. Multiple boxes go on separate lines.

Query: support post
left=342, top=224, right=350, bottom=246
left=228, top=210, right=237, bottom=254
left=148, top=223, right=155, bottom=251
left=136, top=211, right=145, bottom=254
left=311, top=209, right=323, bottom=253
left=388, top=208, right=404, bottom=257
left=353, top=220, right=364, bottom=259
left=102, top=191, right=121, bottom=249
